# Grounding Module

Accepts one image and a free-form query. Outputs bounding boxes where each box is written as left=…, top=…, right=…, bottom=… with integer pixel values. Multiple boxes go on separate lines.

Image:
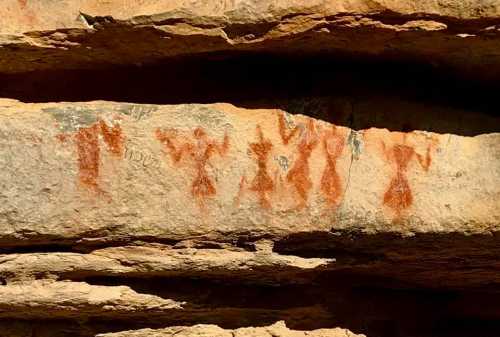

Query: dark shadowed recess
left=2, top=275, right=499, bottom=337
left=0, top=52, right=499, bottom=136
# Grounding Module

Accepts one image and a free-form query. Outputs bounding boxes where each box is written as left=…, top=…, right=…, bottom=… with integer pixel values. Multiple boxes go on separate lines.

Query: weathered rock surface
left=0, top=99, right=498, bottom=336
left=1, top=2, right=499, bottom=337
left=1, top=0, right=500, bottom=79
left=0, top=99, right=498, bottom=289
left=96, top=321, right=364, bottom=337
left=0, top=100, right=497, bottom=242
left=0, top=244, right=334, bottom=284
left=0, top=280, right=182, bottom=319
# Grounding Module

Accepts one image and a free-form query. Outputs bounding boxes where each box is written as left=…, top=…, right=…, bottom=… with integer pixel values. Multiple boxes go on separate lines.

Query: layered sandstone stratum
left=0, top=1, right=499, bottom=337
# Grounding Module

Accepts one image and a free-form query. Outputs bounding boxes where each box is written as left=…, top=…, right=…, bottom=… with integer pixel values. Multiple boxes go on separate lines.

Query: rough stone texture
left=96, top=321, right=364, bottom=337
left=0, top=100, right=497, bottom=243
left=0, top=99, right=497, bottom=335
left=1, top=3, right=499, bottom=337
left=1, top=0, right=500, bottom=79
left=0, top=280, right=182, bottom=319
left=0, top=99, right=498, bottom=292
left=0, top=244, right=334, bottom=284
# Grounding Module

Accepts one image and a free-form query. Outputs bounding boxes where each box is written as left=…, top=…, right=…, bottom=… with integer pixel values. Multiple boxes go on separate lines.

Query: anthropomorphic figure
left=156, top=127, right=229, bottom=209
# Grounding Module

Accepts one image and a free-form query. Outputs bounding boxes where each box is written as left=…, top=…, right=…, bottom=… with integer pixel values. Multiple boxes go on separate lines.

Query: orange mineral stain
left=248, top=126, right=274, bottom=209
left=321, top=127, right=345, bottom=207
left=156, top=127, right=229, bottom=210
left=286, top=119, right=319, bottom=208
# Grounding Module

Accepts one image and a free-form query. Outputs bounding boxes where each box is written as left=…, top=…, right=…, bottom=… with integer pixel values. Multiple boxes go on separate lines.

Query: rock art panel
left=0, top=102, right=496, bottom=247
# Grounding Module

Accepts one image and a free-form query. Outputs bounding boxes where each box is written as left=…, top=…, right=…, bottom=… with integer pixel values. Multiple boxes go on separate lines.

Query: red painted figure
left=383, top=144, right=416, bottom=215
left=382, top=138, right=435, bottom=217
left=280, top=116, right=319, bottom=209
left=248, top=125, right=274, bottom=209
left=57, top=120, right=124, bottom=196
left=156, top=127, right=229, bottom=209
left=321, top=126, right=345, bottom=207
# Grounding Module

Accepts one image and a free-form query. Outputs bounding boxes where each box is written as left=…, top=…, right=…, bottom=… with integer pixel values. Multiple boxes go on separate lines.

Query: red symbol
left=280, top=115, right=319, bottom=209
left=248, top=125, right=275, bottom=209
left=156, top=127, right=229, bottom=210
left=383, top=140, right=435, bottom=217
left=321, top=126, right=345, bottom=207
left=57, top=120, right=124, bottom=197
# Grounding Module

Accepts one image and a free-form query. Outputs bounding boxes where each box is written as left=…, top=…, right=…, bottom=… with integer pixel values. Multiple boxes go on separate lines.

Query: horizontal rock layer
left=0, top=99, right=499, bottom=336
left=0, top=280, right=182, bottom=319
left=0, top=100, right=497, bottom=242
left=0, top=100, right=498, bottom=289
left=1, top=0, right=500, bottom=79
left=96, top=321, right=364, bottom=337
left=0, top=244, right=333, bottom=284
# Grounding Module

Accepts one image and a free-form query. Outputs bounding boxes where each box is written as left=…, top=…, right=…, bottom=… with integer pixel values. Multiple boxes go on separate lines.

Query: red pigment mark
left=75, top=124, right=101, bottom=192
left=99, top=120, right=124, bottom=156
left=286, top=119, right=319, bottom=208
left=156, top=127, right=229, bottom=210
left=383, top=144, right=416, bottom=216
left=278, top=113, right=300, bottom=145
left=18, top=0, right=37, bottom=26
left=321, top=126, right=345, bottom=207
left=248, top=125, right=274, bottom=209
left=56, top=119, right=124, bottom=196
left=56, top=133, right=70, bottom=143
left=417, top=146, right=432, bottom=172
left=234, top=175, right=248, bottom=207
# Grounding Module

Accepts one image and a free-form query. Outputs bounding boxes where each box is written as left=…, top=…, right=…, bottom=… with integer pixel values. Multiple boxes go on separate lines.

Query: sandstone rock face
left=0, top=99, right=498, bottom=336
left=1, top=0, right=500, bottom=80
left=96, top=321, right=364, bottom=337
left=0, top=100, right=498, bottom=243
left=0, top=2, right=499, bottom=337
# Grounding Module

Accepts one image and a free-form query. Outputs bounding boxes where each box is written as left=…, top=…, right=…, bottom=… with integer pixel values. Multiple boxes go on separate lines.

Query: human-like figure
left=156, top=127, right=229, bottom=209
left=248, top=125, right=274, bottom=209
left=321, top=126, right=345, bottom=207
left=281, top=117, right=319, bottom=208
left=383, top=141, right=434, bottom=217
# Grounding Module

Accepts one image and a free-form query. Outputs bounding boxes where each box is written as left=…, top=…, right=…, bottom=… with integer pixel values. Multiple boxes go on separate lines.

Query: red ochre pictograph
left=248, top=125, right=275, bottom=209
left=382, top=135, right=437, bottom=217
left=279, top=113, right=320, bottom=209
left=57, top=120, right=124, bottom=197
left=155, top=127, right=229, bottom=210
left=320, top=126, right=345, bottom=207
